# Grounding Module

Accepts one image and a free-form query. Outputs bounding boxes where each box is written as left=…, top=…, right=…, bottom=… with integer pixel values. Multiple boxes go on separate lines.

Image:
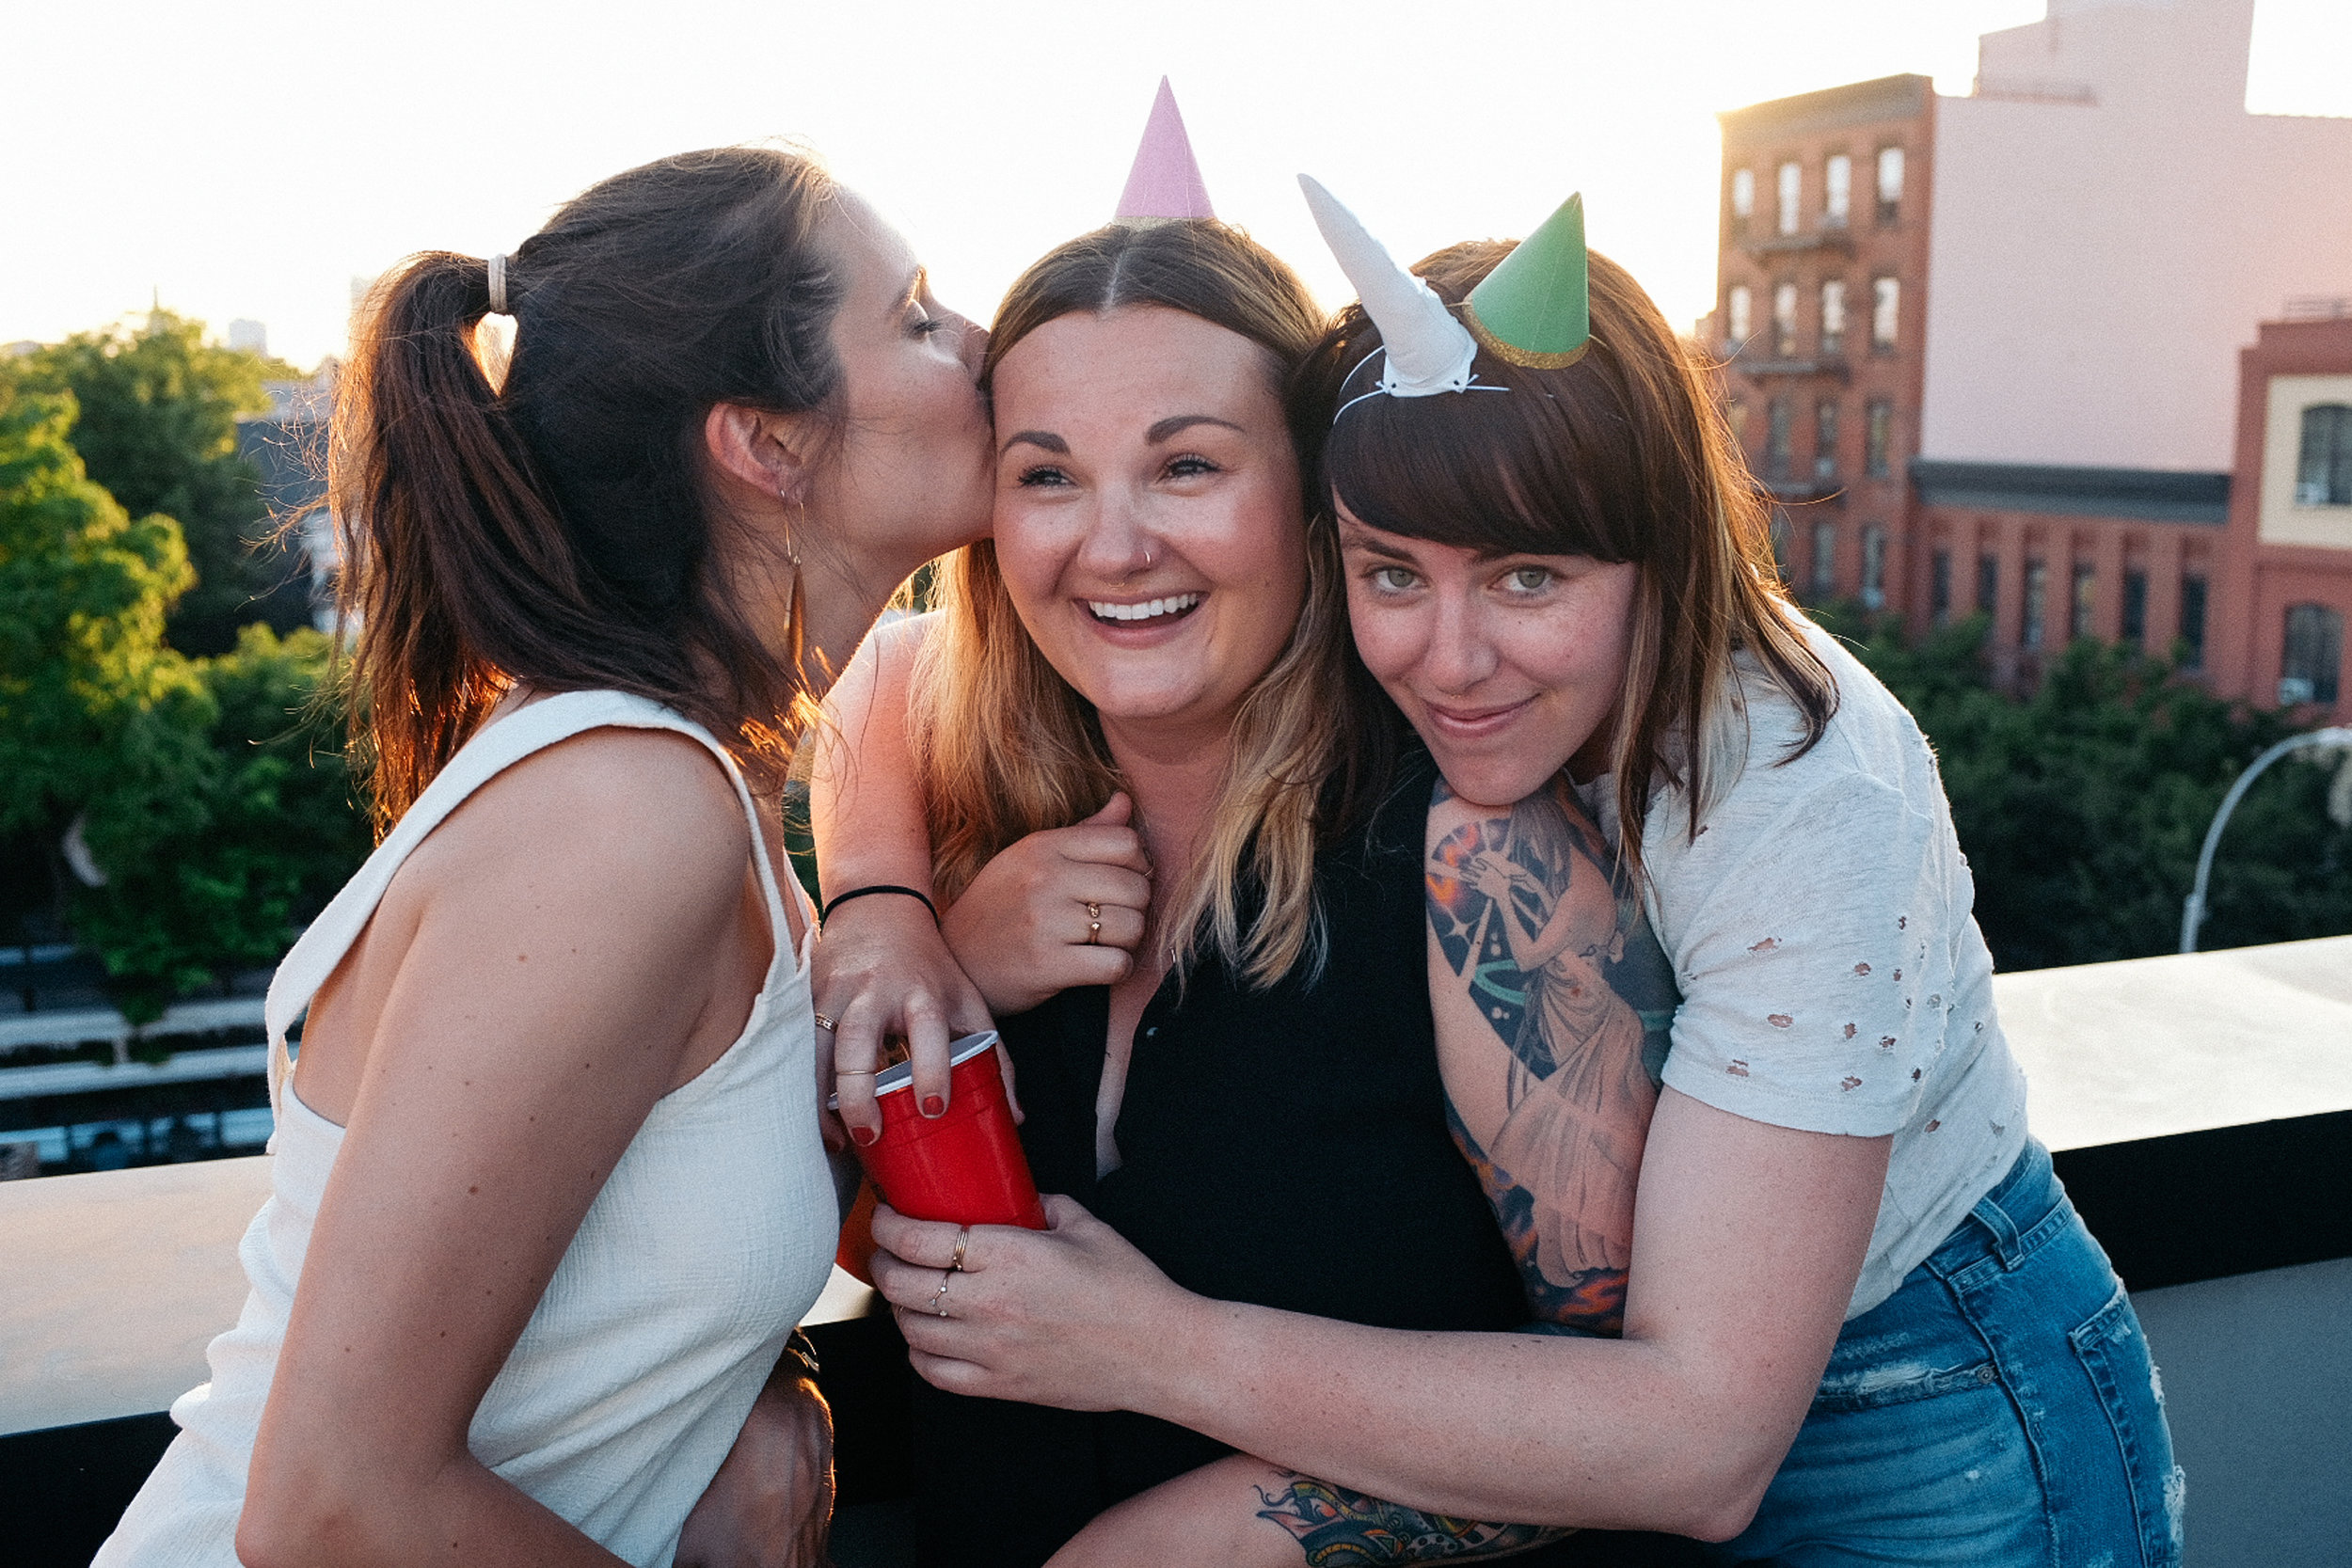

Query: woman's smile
left=1420, top=694, right=1539, bottom=742
left=989, top=305, right=1305, bottom=742
left=1085, top=593, right=1204, bottom=626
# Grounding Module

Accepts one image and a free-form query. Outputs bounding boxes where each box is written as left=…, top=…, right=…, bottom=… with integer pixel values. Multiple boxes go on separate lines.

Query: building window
left=1876, top=145, right=1904, bottom=227
left=1814, top=400, right=1840, bottom=482
left=2179, top=575, right=2208, bottom=669
left=1727, top=284, right=1752, bottom=345
left=1727, top=398, right=1749, bottom=442
left=1824, top=153, right=1851, bottom=229
left=1810, top=520, right=1836, bottom=598
left=1730, top=166, right=1755, bottom=234
left=2023, top=560, right=2048, bottom=649
left=1766, top=396, right=1793, bottom=479
left=1871, top=277, right=1900, bottom=353
left=1861, top=524, right=1887, bottom=610
left=2280, top=603, right=2343, bottom=705
left=2070, top=562, right=2096, bottom=641
left=1820, top=279, right=1847, bottom=356
left=2297, top=404, right=2352, bottom=506
left=1777, top=160, right=1802, bottom=236
left=1773, top=281, right=1799, bottom=358
left=1977, top=553, right=1999, bottom=614
left=2122, top=569, right=2148, bottom=646
left=1931, top=548, right=1952, bottom=625
left=1865, top=398, right=1893, bottom=478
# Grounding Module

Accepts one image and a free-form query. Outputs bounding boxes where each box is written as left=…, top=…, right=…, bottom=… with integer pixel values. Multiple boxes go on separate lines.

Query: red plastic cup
left=832, top=1031, right=1048, bottom=1231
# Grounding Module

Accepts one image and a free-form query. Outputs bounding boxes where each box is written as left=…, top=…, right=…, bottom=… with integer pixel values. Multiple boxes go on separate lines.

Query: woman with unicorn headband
left=812, top=85, right=1679, bottom=1568
left=847, top=166, right=2183, bottom=1565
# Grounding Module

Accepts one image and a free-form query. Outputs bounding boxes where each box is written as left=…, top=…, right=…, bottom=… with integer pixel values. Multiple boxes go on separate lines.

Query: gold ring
left=932, top=1270, right=953, bottom=1318
left=835, top=1068, right=876, bottom=1077
left=950, top=1227, right=970, bottom=1272
left=812, top=1013, right=836, bottom=1033
left=1085, top=901, right=1102, bottom=945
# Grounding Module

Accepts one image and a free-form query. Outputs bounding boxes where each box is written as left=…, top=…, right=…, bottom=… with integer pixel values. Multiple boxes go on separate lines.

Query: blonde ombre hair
left=907, top=222, right=1395, bottom=990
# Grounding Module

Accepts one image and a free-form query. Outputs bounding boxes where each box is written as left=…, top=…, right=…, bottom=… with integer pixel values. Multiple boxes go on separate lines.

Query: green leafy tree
left=21, top=310, right=308, bottom=657
left=69, top=626, right=370, bottom=1024
left=0, top=375, right=210, bottom=846
left=2, top=371, right=366, bottom=1024
left=1819, top=606, right=2352, bottom=970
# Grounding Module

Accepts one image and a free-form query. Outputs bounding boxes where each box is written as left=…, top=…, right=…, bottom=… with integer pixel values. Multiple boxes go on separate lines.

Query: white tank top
left=97, top=690, right=839, bottom=1568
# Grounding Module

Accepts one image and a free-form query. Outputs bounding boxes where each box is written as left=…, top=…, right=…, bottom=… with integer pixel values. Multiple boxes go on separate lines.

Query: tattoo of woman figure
left=1253, top=1471, right=1569, bottom=1564
left=1426, top=778, right=1677, bottom=1335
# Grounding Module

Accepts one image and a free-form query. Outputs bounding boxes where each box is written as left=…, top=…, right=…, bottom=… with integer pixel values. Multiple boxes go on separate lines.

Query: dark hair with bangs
left=332, top=146, right=844, bottom=831
left=1295, top=239, right=1836, bottom=891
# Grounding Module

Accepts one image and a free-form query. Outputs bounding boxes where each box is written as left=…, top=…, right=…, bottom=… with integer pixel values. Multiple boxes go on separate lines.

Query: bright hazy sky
left=6, top=0, right=2346, bottom=371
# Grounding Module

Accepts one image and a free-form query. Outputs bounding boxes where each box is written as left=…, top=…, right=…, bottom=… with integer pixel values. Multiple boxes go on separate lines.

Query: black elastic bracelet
left=819, top=883, right=940, bottom=927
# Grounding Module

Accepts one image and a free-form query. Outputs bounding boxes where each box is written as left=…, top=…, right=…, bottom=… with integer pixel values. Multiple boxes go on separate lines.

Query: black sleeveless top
left=913, top=748, right=1530, bottom=1567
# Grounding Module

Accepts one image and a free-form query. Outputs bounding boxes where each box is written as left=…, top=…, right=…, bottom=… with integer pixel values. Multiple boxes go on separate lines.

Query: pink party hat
left=1114, top=77, right=1215, bottom=223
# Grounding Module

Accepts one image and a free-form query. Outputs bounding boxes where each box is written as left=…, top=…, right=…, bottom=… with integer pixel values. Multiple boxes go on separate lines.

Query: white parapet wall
left=4, top=937, right=2346, bottom=1565
left=0, top=1160, right=876, bottom=1437
left=1994, top=933, right=2352, bottom=1148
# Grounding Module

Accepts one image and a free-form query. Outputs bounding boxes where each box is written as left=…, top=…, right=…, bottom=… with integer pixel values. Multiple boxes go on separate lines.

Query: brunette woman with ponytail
left=98, top=147, right=993, bottom=1568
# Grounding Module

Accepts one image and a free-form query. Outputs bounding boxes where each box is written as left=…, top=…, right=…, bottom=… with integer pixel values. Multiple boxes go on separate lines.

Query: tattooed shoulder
left=1424, top=772, right=1675, bottom=1337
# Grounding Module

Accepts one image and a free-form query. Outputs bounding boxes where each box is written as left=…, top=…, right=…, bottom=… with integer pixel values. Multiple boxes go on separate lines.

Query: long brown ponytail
left=331, top=147, right=843, bottom=831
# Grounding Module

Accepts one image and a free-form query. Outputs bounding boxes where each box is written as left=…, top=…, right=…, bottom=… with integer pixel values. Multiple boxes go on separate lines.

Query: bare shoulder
left=875, top=609, right=940, bottom=659
left=821, top=614, right=941, bottom=767
left=843, top=610, right=938, bottom=697
left=404, top=722, right=753, bottom=914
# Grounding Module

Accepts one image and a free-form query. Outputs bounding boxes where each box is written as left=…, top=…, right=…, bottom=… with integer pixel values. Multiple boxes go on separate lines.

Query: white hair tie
left=486, top=253, right=510, bottom=316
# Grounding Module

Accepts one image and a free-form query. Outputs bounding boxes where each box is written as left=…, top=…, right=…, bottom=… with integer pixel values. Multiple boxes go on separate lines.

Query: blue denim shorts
left=1712, top=1139, right=2185, bottom=1567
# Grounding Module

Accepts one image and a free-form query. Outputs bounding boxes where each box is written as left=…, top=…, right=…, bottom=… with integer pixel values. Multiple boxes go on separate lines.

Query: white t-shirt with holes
left=1578, top=621, right=2028, bottom=1318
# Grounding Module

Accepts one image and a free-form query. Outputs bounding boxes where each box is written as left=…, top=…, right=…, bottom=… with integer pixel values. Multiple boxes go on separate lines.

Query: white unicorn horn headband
left=1297, top=175, right=1480, bottom=407
left=1298, top=174, right=1594, bottom=422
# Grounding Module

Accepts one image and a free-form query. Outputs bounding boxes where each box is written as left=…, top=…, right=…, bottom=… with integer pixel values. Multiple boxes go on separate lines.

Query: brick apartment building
left=1709, top=0, right=2352, bottom=716
left=2213, top=317, right=2352, bottom=713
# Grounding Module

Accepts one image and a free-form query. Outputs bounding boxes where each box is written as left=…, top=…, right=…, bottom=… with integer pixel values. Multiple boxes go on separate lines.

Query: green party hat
left=1465, top=193, right=1590, bottom=368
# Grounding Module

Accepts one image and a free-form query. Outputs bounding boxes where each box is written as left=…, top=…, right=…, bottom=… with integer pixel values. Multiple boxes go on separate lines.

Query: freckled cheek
left=1343, top=601, right=1418, bottom=689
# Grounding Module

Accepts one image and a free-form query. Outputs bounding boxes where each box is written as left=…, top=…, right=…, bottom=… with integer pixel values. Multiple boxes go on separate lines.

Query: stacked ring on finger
left=932, top=1270, right=954, bottom=1318
left=812, top=1012, right=837, bottom=1033
left=950, top=1227, right=971, bottom=1272
left=1085, top=901, right=1102, bottom=946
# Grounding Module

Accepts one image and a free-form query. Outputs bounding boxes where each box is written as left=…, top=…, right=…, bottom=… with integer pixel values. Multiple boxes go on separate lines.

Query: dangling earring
left=778, top=488, right=803, bottom=568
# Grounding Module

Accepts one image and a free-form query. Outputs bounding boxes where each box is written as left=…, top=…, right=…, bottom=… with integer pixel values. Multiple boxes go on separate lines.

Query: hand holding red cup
left=830, top=1031, right=1047, bottom=1235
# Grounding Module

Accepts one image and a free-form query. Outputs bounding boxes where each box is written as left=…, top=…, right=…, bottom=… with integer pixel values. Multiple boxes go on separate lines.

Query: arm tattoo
left=1427, top=778, right=1678, bottom=1337
left=1254, top=1471, right=1570, bottom=1564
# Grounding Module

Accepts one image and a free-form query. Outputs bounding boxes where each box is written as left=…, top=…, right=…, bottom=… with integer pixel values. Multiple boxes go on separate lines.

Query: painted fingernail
left=921, top=1095, right=946, bottom=1117
left=851, top=1125, right=879, bottom=1147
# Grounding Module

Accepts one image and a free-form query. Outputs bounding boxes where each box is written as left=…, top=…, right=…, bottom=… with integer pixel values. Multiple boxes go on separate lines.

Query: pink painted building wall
left=1920, top=0, right=2352, bottom=472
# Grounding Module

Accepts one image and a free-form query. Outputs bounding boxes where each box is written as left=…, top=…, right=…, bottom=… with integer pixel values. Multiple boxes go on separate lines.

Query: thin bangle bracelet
left=819, top=883, right=940, bottom=927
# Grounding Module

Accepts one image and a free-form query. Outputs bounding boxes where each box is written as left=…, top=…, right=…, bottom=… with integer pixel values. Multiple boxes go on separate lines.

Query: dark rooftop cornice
left=1910, top=458, right=2231, bottom=524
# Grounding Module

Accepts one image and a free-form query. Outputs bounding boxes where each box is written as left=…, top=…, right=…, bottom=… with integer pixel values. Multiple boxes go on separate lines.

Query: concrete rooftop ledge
left=0, top=1159, right=876, bottom=1437
left=1994, top=934, right=2352, bottom=1151
left=3, top=938, right=2345, bottom=1439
